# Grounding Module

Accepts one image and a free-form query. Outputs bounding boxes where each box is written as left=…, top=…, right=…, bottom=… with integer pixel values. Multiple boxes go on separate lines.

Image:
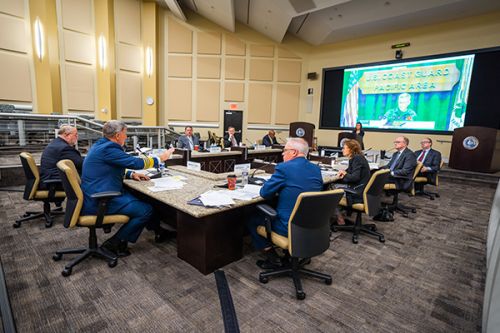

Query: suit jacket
left=383, top=148, right=417, bottom=190
left=414, top=148, right=441, bottom=184
left=40, top=137, right=83, bottom=184
left=81, top=138, right=160, bottom=215
left=223, top=134, right=240, bottom=148
left=262, top=135, right=278, bottom=147
left=340, top=154, right=370, bottom=204
left=177, top=134, right=199, bottom=150
left=259, top=157, right=323, bottom=236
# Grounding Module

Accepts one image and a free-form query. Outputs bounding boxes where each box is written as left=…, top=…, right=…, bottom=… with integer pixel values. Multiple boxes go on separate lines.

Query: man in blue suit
left=81, top=120, right=176, bottom=257
left=177, top=126, right=199, bottom=150
left=248, top=138, right=323, bottom=264
left=414, top=137, right=442, bottom=190
left=262, top=130, right=278, bottom=147
left=40, top=125, right=83, bottom=188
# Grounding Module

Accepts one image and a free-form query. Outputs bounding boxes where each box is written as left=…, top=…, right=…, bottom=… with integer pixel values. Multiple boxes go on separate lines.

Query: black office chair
left=52, top=160, right=130, bottom=277
left=14, top=152, right=65, bottom=228
left=333, top=169, right=390, bottom=244
left=255, top=189, right=344, bottom=300
left=414, top=160, right=444, bottom=200
left=383, top=162, right=423, bottom=217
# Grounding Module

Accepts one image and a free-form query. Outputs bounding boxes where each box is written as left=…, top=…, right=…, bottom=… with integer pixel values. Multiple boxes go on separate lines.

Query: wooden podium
left=449, top=126, right=500, bottom=173
left=289, top=122, right=315, bottom=147
left=337, top=132, right=357, bottom=147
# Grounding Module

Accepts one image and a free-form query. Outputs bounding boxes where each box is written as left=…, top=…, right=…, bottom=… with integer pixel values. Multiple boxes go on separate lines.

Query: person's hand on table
left=337, top=170, right=346, bottom=179
left=131, top=172, right=150, bottom=181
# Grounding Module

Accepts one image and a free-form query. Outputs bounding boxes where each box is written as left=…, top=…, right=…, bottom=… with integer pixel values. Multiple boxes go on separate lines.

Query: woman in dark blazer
left=333, top=139, right=370, bottom=224
left=351, top=122, right=365, bottom=149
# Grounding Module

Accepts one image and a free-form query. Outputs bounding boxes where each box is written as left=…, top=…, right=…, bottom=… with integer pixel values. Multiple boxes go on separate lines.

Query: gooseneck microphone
left=249, top=162, right=273, bottom=185
left=136, top=144, right=162, bottom=179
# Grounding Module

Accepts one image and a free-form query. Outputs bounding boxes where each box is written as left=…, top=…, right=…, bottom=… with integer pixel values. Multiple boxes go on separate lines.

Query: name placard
left=209, top=146, right=222, bottom=153
left=187, top=161, right=201, bottom=171
left=234, top=163, right=251, bottom=175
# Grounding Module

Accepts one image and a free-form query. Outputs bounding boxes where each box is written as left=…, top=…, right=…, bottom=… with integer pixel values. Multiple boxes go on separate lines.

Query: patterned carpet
left=0, top=180, right=494, bottom=332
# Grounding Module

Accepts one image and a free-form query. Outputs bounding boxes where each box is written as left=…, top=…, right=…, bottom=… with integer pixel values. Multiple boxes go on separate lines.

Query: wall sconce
left=98, top=34, right=107, bottom=70
left=145, top=46, right=153, bottom=77
left=34, top=17, right=44, bottom=61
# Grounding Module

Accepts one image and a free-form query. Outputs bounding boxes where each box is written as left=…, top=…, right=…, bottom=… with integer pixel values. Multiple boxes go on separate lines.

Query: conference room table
left=124, top=165, right=339, bottom=274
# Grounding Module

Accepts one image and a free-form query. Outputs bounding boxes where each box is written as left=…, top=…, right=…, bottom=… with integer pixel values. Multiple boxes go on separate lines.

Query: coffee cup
left=194, top=145, right=199, bottom=151
left=227, top=174, right=237, bottom=190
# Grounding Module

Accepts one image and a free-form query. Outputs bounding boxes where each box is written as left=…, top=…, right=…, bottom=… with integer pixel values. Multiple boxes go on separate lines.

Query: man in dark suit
left=262, top=130, right=278, bottom=147
left=383, top=136, right=417, bottom=190
left=177, top=126, right=199, bottom=150
left=414, top=137, right=442, bottom=191
left=247, top=138, right=323, bottom=266
left=223, top=126, right=240, bottom=147
left=40, top=125, right=83, bottom=188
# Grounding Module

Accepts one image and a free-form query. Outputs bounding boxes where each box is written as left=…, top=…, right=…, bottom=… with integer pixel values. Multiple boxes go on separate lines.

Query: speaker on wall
left=307, top=72, right=318, bottom=80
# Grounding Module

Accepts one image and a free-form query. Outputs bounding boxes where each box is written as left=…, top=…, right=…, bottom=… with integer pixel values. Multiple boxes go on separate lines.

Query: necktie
left=188, top=137, right=193, bottom=150
left=231, top=136, right=237, bottom=147
left=418, top=151, right=425, bottom=162
left=389, top=152, right=401, bottom=171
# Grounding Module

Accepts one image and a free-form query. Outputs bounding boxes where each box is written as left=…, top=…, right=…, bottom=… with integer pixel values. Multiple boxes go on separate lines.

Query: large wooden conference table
left=124, top=164, right=339, bottom=275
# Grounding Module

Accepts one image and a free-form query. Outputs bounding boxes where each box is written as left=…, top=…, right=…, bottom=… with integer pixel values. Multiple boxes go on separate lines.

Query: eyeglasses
left=282, top=148, right=296, bottom=154
left=420, top=141, right=430, bottom=144
left=393, top=141, right=404, bottom=144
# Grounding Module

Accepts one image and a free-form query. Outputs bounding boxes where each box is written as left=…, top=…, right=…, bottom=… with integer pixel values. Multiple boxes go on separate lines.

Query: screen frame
left=319, top=46, right=500, bottom=135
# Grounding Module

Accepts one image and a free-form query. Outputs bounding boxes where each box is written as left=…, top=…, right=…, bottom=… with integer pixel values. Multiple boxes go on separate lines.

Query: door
left=223, top=110, right=243, bottom=144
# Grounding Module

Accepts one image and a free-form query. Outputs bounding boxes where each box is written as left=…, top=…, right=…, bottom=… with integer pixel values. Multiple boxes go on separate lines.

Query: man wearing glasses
left=414, top=137, right=442, bottom=191
left=247, top=138, right=323, bottom=268
left=40, top=125, right=83, bottom=189
left=383, top=136, right=417, bottom=190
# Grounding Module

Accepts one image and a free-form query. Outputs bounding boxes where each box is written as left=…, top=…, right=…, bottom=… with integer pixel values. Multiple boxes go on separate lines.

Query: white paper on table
left=369, top=163, right=380, bottom=170
left=321, top=170, right=338, bottom=177
left=258, top=174, right=273, bottom=181
left=199, top=190, right=234, bottom=206
left=147, top=176, right=185, bottom=191
left=241, top=184, right=262, bottom=196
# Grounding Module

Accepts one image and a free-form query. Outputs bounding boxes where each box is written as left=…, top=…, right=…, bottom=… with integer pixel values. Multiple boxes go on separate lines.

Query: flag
left=342, top=71, right=360, bottom=128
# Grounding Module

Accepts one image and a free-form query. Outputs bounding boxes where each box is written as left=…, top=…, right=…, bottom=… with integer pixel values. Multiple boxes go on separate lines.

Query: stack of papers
left=148, top=176, right=186, bottom=192
left=199, top=190, right=235, bottom=206
left=221, top=184, right=262, bottom=201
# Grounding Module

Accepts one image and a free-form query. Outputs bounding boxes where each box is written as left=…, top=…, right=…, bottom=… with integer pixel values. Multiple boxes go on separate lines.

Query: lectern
left=289, top=122, right=315, bottom=147
left=337, top=132, right=358, bottom=147
left=449, top=126, right=500, bottom=173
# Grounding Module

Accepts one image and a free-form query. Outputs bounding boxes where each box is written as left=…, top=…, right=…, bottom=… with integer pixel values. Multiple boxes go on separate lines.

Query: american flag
left=342, top=70, right=360, bottom=128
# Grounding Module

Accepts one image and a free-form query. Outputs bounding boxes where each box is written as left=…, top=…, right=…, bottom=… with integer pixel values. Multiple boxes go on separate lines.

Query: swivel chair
left=255, top=189, right=344, bottom=300
left=53, top=160, right=129, bottom=277
left=14, top=152, right=65, bottom=228
left=383, top=162, right=423, bottom=218
left=414, top=160, right=444, bottom=200
left=333, top=169, right=390, bottom=244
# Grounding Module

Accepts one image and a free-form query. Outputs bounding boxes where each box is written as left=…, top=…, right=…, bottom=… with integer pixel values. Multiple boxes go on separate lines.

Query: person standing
left=351, top=122, right=365, bottom=149
left=81, top=120, right=176, bottom=257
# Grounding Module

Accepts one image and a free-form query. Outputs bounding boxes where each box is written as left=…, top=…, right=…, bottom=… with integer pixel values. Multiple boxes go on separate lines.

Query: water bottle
left=241, top=171, right=248, bottom=186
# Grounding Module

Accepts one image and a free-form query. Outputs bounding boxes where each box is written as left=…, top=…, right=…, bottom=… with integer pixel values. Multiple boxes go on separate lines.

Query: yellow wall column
left=28, top=0, right=61, bottom=114
left=94, top=0, right=116, bottom=121
left=141, top=2, right=158, bottom=126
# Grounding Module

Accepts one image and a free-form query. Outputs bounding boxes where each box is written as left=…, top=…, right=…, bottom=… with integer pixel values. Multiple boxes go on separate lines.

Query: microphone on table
left=277, top=136, right=286, bottom=144
left=245, top=138, right=255, bottom=147
left=249, top=163, right=273, bottom=185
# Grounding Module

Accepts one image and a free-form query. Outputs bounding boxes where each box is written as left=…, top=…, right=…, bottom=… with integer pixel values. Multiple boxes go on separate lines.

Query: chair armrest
left=43, top=179, right=62, bottom=184
left=42, top=179, right=62, bottom=201
left=92, top=191, right=121, bottom=228
left=91, top=191, right=121, bottom=199
left=256, top=204, right=277, bottom=218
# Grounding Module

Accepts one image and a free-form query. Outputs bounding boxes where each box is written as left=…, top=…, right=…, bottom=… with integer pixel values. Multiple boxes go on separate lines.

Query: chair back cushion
left=289, top=189, right=343, bottom=258
left=364, top=169, right=390, bottom=216
left=57, top=160, right=83, bottom=228
left=19, top=152, right=39, bottom=200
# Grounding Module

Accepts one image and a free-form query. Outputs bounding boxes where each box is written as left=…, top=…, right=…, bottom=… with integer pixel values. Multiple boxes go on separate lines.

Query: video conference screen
left=320, top=48, right=500, bottom=133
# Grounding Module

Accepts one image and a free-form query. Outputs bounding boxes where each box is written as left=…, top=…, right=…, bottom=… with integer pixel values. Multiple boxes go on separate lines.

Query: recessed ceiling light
left=267, top=9, right=272, bottom=13
left=338, top=14, right=342, bottom=18
left=384, top=1, right=391, bottom=6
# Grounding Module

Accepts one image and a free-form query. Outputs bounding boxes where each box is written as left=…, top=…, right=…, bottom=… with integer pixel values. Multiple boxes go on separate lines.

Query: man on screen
left=382, top=93, right=417, bottom=126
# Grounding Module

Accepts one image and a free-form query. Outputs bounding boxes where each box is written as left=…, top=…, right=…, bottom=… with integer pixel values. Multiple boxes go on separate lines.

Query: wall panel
left=196, top=81, right=220, bottom=121
left=65, top=63, right=95, bottom=111
left=63, top=30, right=94, bottom=64
left=248, top=83, right=272, bottom=123
left=198, top=31, right=221, bottom=55
left=197, top=57, right=220, bottom=79
left=61, top=0, right=92, bottom=33
left=275, top=84, right=300, bottom=124
left=168, top=55, right=192, bottom=77
left=118, top=71, right=142, bottom=117
left=0, top=14, right=27, bottom=52
left=277, top=60, right=301, bottom=83
left=167, top=79, right=192, bottom=120
left=168, top=19, right=192, bottom=53
left=0, top=51, right=32, bottom=102
left=225, top=35, right=245, bottom=56
left=224, top=82, right=244, bottom=102
left=225, top=57, right=245, bottom=80
left=114, top=0, right=141, bottom=45
left=249, top=59, right=273, bottom=81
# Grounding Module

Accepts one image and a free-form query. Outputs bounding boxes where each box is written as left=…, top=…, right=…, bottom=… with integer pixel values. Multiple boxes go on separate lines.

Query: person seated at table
left=262, top=130, right=278, bottom=147
left=414, top=137, right=442, bottom=192
left=331, top=139, right=370, bottom=225
left=223, top=126, right=240, bottom=147
left=40, top=125, right=83, bottom=189
left=177, top=126, right=199, bottom=150
left=382, top=136, right=417, bottom=190
left=247, top=138, right=323, bottom=267
left=81, top=120, right=176, bottom=257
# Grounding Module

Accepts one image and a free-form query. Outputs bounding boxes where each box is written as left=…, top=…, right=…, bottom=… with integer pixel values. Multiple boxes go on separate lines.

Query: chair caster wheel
left=325, top=277, right=332, bottom=285
left=259, top=276, right=269, bottom=284
left=430, top=197, right=435, bottom=200
left=62, top=268, right=72, bottom=277
left=435, top=194, right=440, bottom=198
left=296, top=291, right=306, bottom=300
left=369, top=225, right=377, bottom=231
left=411, top=209, right=416, bottom=213
left=352, top=236, right=358, bottom=244
left=22, top=213, right=30, bottom=217
left=53, top=253, right=62, bottom=261
left=13, top=221, right=21, bottom=228
left=45, top=221, right=53, bottom=228
left=108, top=259, right=118, bottom=268
left=379, top=236, right=385, bottom=243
